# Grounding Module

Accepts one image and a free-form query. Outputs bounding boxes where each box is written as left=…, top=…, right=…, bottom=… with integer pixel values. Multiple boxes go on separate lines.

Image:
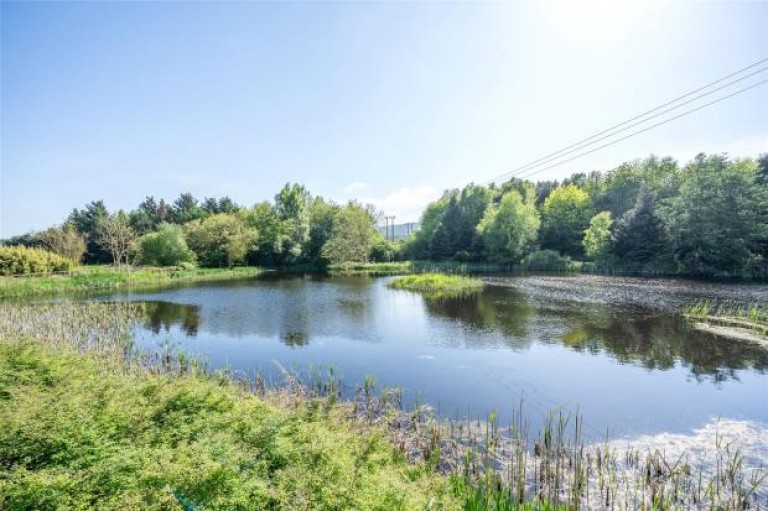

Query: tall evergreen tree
left=612, top=191, right=666, bottom=264
left=665, top=154, right=767, bottom=274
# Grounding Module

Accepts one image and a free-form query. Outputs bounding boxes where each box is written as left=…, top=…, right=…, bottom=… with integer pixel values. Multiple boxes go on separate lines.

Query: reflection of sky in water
left=115, top=274, right=767, bottom=441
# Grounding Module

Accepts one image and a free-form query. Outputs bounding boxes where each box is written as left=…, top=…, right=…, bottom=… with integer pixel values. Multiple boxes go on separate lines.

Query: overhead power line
left=485, top=57, right=768, bottom=184
left=515, top=78, right=768, bottom=181
left=488, top=65, right=768, bottom=184
left=391, top=58, right=768, bottom=222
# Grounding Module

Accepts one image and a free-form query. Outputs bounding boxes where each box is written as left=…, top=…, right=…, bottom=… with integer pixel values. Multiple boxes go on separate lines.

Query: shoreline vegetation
left=388, top=273, right=485, bottom=299
left=3, top=153, right=767, bottom=291
left=1, top=301, right=765, bottom=510
left=3, top=260, right=766, bottom=300
left=0, top=265, right=266, bottom=298
left=684, top=301, right=768, bottom=347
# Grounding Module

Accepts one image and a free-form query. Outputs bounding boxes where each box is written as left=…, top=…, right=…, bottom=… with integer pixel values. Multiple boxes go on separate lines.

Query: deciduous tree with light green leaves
left=321, top=203, right=379, bottom=264
left=136, top=223, right=195, bottom=267
left=583, top=211, right=613, bottom=262
left=539, top=184, right=593, bottom=258
left=184, top=214, right=257, bottom=267
left=275, top=183, right=311, bottom=261
left=477, top=190, right=540, bottom=263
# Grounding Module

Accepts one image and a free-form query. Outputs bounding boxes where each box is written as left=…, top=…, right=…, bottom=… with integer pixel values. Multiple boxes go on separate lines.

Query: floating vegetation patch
left=388, top=273, right=485, bottom=300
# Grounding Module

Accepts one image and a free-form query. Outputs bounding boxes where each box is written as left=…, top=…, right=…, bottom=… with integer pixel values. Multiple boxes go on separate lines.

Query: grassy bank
left=0, top=265, right=265, bottom=298
left=388, top=273, right=485, bottom=299
left=0, top=303, right=456, bottom=510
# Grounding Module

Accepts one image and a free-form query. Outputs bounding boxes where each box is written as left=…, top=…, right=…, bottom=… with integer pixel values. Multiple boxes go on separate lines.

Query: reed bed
left=684, top=300, right=768, bottom=337
left=275, top=367, right=768, bottom=510
left=1, top=301, right=766, bottom=510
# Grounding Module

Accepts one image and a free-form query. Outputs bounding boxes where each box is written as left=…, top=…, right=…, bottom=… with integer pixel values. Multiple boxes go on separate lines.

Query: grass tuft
left=388, top=273, right=485, bottom=299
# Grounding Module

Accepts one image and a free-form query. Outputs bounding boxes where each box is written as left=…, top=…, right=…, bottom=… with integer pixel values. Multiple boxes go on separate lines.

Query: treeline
left=3, top=152, right=766, bottom=277
left=402, top=153, right=768, bottom=277
left=2, top=184, right=394, bottom=270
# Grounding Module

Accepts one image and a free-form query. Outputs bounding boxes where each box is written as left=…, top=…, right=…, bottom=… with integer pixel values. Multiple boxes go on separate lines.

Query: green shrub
left=0, top=246, right=74, bottom=276
left=518, top=250, right=581, bottom=272
left=136, top=224, right=196, bottom=267
left=185, top=214, right=258, bottom=267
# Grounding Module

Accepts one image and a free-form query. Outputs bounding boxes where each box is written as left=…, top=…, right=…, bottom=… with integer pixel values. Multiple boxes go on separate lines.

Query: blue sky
left=2, top=0, right=767, bottom=236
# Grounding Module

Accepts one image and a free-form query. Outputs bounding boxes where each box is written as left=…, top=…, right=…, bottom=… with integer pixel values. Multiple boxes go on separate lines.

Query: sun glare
left=540, top=0, right=661, bottom=46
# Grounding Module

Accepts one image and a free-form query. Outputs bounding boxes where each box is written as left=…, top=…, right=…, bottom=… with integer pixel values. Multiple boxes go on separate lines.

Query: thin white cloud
left=343, top=182, right=369, bottom=193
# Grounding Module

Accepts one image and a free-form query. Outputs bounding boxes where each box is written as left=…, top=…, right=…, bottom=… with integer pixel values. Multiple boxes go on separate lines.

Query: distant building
left=377, top=222, right=420, bottom=242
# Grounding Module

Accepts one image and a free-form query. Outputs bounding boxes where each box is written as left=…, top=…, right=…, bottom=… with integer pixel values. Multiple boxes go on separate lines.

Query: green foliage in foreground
left=0, top=266, right=264, bottom=298
left=0, top=339, right=456, bottom=510
left=518, top=250, right=581, bottom=272
left=388, top=273, right=485, bottom=298
left=0, top=246, right=75, bottom=276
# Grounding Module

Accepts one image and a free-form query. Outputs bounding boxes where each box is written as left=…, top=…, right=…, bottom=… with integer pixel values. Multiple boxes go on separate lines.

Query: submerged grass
left=0, top=265, right=265, bottom=298
left=389, top=273, right=485, bottom=299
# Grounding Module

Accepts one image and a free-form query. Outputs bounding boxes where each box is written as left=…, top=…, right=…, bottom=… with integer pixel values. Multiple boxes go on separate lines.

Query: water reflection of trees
left=424, top=286, right=535, bottom=347
left=557, top=306, right=768, bottom=381
left=145, top=301, right=201, bottom=337
left=143, top=275, right=379, bottom=347
left=425, top=287, right=767, bottom=380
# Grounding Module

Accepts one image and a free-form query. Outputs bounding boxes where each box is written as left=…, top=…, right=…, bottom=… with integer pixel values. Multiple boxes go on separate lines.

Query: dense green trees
left=612, top=192, right=666, bottom=265
left=665, top=154, right=767, bottom=275
left=539, top=185, right=592, bottom=258
left=275, top=183, right=311, bottom=262
left=476, top=190, right=539, bottom=263
left=68, top=200, right=110, bottom=263
left=185, top=214, right=257, bottom=267
left=3, top=153, right=766, bottom=276
left=583, top=212, right=613, bottom=262
left=405, top=152, right=766, bottom=276
left=321, top=204, right=380, bottom=264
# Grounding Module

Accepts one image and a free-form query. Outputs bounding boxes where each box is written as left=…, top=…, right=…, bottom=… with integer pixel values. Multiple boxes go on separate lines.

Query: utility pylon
left=384, top=215, right=395, bottom=241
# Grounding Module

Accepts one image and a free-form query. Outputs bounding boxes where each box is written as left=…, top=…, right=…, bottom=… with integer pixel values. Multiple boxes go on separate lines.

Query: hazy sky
left=2, top=0, right=767, bottom=236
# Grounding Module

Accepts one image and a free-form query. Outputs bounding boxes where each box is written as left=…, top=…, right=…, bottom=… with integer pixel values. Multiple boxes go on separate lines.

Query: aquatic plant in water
left=388, top=273, right=485, bottom=300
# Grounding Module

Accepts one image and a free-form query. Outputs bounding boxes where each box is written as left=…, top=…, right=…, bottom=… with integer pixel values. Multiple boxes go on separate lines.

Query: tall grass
left=0, top=265, right=265, bottom=298
left=0, top=303, right=455, bottom=510
left=683, top=300, right=768, bottom=336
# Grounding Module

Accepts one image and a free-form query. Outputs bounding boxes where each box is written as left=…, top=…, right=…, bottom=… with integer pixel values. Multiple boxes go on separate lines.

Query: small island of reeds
left=388, top=273, right=485, bottom=299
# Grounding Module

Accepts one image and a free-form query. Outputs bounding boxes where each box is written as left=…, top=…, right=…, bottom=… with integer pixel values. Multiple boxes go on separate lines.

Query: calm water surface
left=110, top=274, right=767, bottom=441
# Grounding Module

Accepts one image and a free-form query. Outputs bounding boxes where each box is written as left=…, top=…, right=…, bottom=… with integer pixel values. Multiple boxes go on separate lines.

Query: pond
left=109, top=273, right=767, bottom=442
